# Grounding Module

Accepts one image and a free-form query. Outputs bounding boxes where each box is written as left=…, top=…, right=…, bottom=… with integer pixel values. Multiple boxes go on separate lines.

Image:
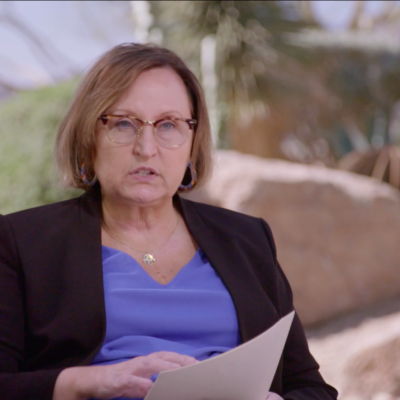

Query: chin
left=123, top=187, right=169, bottom=206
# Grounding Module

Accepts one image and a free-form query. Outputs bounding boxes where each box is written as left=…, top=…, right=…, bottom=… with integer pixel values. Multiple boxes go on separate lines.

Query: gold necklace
left=103, top=215, right=180, bottom=265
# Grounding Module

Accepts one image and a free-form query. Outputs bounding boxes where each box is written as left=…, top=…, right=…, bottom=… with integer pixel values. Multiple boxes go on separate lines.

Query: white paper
left=144, top=311, right=295, bottom=400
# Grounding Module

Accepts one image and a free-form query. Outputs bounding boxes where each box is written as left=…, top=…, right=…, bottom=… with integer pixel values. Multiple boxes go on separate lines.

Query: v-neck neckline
left=102, top=245, right=201, bottom=287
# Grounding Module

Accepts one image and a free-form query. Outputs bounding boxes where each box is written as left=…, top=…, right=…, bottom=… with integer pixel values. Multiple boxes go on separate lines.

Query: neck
left=101, top=194, right=178, bottom=237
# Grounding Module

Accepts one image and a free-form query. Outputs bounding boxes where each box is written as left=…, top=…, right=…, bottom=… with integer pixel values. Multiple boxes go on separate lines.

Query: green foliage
left=152, top=1, right=315, bottom=104
left=0, top=80, right=83, bottom=215
left=151, top=1, right=400, bottom=165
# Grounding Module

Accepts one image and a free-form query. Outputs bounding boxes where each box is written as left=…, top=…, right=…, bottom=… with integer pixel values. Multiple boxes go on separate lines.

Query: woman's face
left=94, top=67, right=194, bottom=207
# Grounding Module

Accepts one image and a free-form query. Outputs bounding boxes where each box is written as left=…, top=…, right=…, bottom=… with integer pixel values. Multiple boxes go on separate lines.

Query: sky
left=0, top=1, right=397, bottom=90
left=312, top=0, right=392, bottom=30
left=0, top=1, right=135, bottom=88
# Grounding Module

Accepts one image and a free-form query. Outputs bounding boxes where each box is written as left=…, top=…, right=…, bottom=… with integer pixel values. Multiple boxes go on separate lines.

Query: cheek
left=94, top=145, right=129, bottom=183
left=163, top=148, right=191, bottom=180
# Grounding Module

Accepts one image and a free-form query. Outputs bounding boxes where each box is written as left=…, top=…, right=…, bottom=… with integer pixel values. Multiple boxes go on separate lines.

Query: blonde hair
left=55, top=43, right=212, bottom=191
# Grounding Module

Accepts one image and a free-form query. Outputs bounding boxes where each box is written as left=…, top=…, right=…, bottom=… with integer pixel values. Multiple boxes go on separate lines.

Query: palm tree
left=150, top=1, right=400, bottom=168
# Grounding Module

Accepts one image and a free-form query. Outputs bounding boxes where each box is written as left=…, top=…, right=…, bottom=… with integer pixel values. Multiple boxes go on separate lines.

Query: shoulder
left=1, top=192, right=101, bottom=245
left=179, top=197, right=277, bottom=258
left=180, top=196, right=261, bottom=225
left=0, top=198, right=81, bottom=268
left=0, top=192, right=101, bottom=266
left=3, top=197, right=81, bottom=227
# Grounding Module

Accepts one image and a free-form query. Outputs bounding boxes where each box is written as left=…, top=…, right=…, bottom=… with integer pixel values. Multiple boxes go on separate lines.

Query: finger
left=116, top=375, right=153, bottom=400
left=89, top=370, right=153, bottom=400
left=132, top=357, right=187, bottom=379
left=265, top=392, right=284, bottom=400
left=149, top=351, right=198, bottom=366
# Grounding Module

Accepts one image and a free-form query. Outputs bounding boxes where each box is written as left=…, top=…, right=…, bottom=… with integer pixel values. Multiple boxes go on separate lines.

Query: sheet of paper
left=145, top=310, right=295, bottom=400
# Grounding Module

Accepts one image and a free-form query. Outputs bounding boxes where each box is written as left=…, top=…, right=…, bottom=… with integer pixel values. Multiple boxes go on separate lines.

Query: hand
left=265, top=392, right=284, bottom=400
left=53, top=351, right=197, bottom=400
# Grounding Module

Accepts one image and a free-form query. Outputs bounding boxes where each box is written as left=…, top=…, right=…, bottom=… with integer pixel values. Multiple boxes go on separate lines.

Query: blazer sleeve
left=0, top=215, right=62, bottom=400
left=260, top=219, right=338, bottom=400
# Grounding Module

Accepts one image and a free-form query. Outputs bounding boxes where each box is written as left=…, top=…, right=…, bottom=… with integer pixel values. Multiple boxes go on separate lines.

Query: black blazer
left=0, top=191, right=337, bottom=400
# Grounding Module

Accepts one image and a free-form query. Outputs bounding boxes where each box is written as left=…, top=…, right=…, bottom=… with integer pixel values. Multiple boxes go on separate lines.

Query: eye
left=115, top=118, right=134, bottom=129
left=113, top=117, right=141, bottom=131
left=157, top=120, right=177, bottom=131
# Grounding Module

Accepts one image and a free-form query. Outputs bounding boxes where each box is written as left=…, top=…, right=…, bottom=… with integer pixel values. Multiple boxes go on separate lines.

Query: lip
left=129, top=166, right=159, bottom=182
left=130, top=166, right=158, bottom=175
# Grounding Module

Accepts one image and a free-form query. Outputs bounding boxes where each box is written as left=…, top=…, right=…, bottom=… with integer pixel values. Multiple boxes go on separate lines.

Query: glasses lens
left=106, top=117, right=141, bottom=144
left=155, top=119, right=189, bottom=147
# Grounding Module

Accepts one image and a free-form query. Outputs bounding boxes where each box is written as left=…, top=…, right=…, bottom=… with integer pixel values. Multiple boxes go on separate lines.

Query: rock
left=307, top=300, right=400, bottom=399
left=371, top=394, right=399, bottom=400
left=185, top=150, right=400, bottom=326
left=343, top=336, right=400, bottom=398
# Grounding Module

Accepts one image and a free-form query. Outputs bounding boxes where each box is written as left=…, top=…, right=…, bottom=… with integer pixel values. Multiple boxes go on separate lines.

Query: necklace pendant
left=143, top=253, right=155, bottom=265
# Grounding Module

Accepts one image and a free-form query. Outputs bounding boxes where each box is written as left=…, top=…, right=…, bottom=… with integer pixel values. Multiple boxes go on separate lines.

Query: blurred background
left=1, top=1, right=400, bottom=399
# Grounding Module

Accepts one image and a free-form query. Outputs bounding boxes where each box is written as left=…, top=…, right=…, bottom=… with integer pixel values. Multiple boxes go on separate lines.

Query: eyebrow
left=109, top=109, right=186, bottom=119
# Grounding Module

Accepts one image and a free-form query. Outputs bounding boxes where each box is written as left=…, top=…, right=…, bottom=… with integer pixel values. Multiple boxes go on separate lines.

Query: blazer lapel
left=76, top=189, right=107, bottom=364
left=176, top=196, right=280, bottom=343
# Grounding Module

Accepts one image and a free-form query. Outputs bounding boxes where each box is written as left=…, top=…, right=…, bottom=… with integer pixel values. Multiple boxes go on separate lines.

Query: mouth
left=131, top=167, right=158, bottom=177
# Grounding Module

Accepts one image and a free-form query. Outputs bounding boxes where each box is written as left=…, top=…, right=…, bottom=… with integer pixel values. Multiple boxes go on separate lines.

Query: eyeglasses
left=99, top=115, right=197, bottom=148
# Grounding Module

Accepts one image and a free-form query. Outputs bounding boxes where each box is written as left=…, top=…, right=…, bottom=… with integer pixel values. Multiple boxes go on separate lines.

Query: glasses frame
left=99, top=114, right=197, bottom=148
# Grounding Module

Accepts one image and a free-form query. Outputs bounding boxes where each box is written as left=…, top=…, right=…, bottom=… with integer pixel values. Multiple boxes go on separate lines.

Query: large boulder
left=308, top=299, right=400, bottom=399
left=185, top=150, right=400, bottom=326
left=343, top=335, right=400, bottom=398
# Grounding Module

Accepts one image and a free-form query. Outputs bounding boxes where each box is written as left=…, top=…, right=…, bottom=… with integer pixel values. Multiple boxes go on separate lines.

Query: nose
left=132, top=123, right=158, bottom=158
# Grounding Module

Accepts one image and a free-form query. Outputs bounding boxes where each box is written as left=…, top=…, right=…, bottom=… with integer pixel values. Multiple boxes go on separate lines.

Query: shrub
left=0, top=80, right=82, bottom=215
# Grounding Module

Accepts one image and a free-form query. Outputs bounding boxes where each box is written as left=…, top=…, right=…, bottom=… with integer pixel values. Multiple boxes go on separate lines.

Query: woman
left=0, top=43, right=337, bottom=400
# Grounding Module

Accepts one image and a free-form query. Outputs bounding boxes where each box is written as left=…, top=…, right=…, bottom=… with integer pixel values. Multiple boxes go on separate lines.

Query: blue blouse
left=90, top=245, right=240, bottom=399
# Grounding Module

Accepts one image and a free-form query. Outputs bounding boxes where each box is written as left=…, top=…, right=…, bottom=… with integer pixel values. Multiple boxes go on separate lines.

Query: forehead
left=111, top=67, right=192, bottom=116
